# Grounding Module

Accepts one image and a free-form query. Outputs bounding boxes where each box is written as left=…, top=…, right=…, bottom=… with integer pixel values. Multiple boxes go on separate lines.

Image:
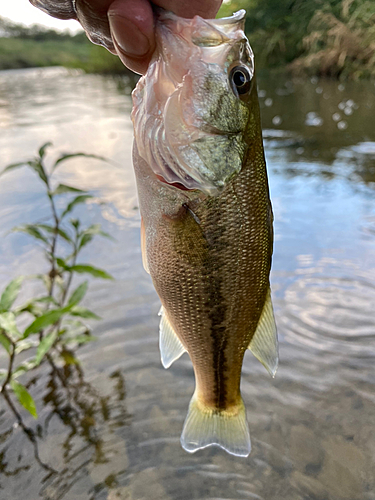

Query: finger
left=75, top=0, right=115, bottom=51
left=29, top=0, right=77, bottom=20
left=108, top=0, right=155, bottom=74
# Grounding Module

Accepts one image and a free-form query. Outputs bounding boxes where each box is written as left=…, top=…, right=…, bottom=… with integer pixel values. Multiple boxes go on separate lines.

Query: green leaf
left=63, top=334, right=96, bottom=345
left=28, top=160, right=48, bottom=185
left=35, top=330, right=58, bottom=365
left=15, top=302, right=43, bottom=317
left=0, top=312, right=21, bottom=340
left=57, top=228, right=73, bottom=244
left=38, top=142, right=52, bottom=159
left=10, top=379, right=38, bottom=418
left=15, top=296, right=58, bottom=316
left=34, top=274, right=52, bottom=292
left=60, top=350, right=79, bottom=365
left=0, top=162, right=28, bottom=176
left=78, top=224, right=115, bottom=251
left=23, top=306, right=70, bottom=338
left=62, top=319, right=86, bottom=331
left=83, top=223, right=101, bottom=234
left=52, top=184, right=86, bottom=196
left=68, top=281, right=88, bottom=307
left=78, top=233, right=94, bottom=250
left=0, top=333, right=12, bottom=354
left=54, top=276, right=65, bottom=294
left=13, top=225, right=49, bottom=244
left=61, top=195, right=93, bottom=219
left=53, top=152, right=107, bottom=170
left=70, top=219, right=80, bottom=230
left=35, top=224, right=73, bottom=244
left=15, top=339, right=38, bottom=354
left=69, top=264, right=114, bottom=280
left=56, top=257, right=69, bottom=270
left=34, top=296, right=58, bottom=305
left=0, top=276, right=24, bottom=312
left=12, top=361, right=37, bottom=379
left=97, top=230, right=114, bottom=240
left=70, top=306, right=101, bottom=320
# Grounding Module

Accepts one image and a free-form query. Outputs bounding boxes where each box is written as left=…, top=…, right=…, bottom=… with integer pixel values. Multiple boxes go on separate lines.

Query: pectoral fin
left=248, top=289, right=278, bottom=377
left=141, top=217, right=150, bottom=274
left=159, top=307, right=186, bottom=368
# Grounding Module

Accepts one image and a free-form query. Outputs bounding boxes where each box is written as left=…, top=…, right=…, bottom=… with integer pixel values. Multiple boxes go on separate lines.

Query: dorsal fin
left=248, top=289, right=278, bottom=377
left=159, top=307, right=186, bottom=368
left=141, top=217, right=150, bottom=274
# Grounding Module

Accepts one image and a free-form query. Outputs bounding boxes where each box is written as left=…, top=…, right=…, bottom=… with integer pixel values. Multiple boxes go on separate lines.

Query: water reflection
left=0, top=356, right=130, bottom=499
left=0, top=67, right=374, bottom=499
left=258, top=74, right=375, bottom=166
left=0, top=67, right=139, bottom=227
left=281, top=269, right=375, bottom=355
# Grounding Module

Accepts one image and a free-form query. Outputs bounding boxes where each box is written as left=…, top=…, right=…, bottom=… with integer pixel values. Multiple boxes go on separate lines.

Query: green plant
left=0, top=142, right=114, bottom=423
left=218, top=0, right=375, bottom=78
left=289, top=0, right=375, bottom=78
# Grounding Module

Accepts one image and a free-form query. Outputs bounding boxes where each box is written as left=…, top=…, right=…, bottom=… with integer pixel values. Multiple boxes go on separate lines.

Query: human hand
left=29, top=0, right=223, bottom=74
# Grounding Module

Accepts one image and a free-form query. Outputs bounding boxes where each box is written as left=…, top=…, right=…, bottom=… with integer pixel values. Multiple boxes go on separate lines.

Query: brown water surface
left=0, top=67, right=374, bottom=500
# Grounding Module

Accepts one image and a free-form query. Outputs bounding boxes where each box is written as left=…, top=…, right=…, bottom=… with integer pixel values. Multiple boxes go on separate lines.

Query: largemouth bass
left=131, top=8, right=278, bottom=457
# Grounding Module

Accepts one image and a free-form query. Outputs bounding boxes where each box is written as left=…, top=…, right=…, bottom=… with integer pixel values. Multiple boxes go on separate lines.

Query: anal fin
left=248, top=288, right=278, bottom=377
left=159, top=307, right=186, bottom=369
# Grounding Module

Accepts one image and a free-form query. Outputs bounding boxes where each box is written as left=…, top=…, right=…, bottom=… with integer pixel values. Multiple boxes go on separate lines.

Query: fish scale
left=132, top=8, right=278, bottom=457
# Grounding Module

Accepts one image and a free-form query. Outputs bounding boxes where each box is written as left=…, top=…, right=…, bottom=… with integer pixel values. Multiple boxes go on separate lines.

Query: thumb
left=108, top=0, right=155, bottom=74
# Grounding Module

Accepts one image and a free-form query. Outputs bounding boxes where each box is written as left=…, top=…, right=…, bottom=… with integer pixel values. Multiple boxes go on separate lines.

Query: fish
left=131, top=8, right=278, bottom=457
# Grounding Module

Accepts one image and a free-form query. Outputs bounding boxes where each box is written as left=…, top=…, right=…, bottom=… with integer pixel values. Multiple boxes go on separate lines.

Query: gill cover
left=131, top=10, right=254, bottom=195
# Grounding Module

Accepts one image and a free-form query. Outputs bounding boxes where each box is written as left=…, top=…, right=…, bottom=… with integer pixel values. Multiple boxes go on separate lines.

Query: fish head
left=132, top=9, right=259, bottom=196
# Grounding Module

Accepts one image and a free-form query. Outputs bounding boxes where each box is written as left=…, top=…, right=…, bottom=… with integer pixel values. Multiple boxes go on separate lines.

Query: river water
left=0, top=67, right=374, bottom=500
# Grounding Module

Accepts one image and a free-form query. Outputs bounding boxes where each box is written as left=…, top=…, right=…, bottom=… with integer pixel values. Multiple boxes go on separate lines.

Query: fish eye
left=229, top=66, right=252, bottom=96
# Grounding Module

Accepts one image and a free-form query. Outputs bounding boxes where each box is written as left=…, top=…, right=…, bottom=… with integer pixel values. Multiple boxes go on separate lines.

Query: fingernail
left=108, top=15, right=150, bottom=58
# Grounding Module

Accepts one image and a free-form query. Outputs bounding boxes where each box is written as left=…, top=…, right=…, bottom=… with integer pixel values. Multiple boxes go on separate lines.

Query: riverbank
left=1, top=0, right=374, bottom=79
left=0, top=35, right=126, bottom=74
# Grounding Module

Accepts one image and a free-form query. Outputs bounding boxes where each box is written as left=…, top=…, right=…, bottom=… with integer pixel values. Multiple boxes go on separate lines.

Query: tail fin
left=180, top=392, right=251, bottom=457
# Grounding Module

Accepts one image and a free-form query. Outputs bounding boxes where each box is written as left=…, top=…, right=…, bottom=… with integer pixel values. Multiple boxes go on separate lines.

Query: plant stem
left=0, top=334, right=55, bottom=472
left=49, top=234, right=79, bottom=349
left=2, top=387, right=56, bottom=473
left=39, top=167, right=60, bottom=342
left=60, top=239, right=78, bottom=307
left=0, top=333, right=16, bottom=393
left=47, top=193, right=59, bottom=299
left=2, top=386, right=28, bottom=429
left=44, top=163, right=60, bottom=303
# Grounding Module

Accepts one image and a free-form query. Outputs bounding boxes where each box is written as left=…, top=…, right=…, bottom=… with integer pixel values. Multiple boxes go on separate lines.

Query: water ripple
left=281, top=273, right=375, bottom=355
